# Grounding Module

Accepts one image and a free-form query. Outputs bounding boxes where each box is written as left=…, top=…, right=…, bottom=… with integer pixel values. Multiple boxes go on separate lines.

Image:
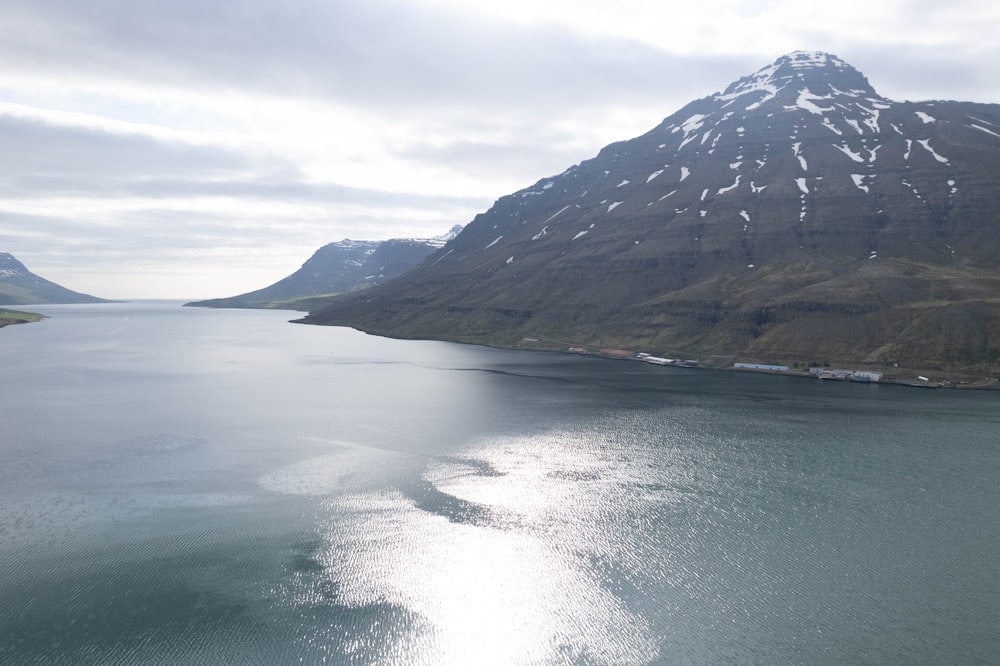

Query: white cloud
left=0, top=0, right=998, bottom=297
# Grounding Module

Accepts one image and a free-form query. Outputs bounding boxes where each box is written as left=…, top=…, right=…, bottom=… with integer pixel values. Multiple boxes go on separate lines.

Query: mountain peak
left=0, top=251, right=27, bottom=270
left=302, top=52, right=1000, bottom=375
left=418, top=224, right=464, bottom=248
left=1, top=251, right=108, bottom=304
left=715, top=51, right=881, bottom=110
left=1, top=251, right=32, bottom=280
left=186, top=225, right=463, bottom=308
left=775, top=50, right=849, bottom=70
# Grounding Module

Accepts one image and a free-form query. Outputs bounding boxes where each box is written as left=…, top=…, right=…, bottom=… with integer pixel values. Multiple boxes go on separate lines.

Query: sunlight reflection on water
left=260, top=427, right=672, bottom=664
left=313, top=490, right=658, bottom=665
left=5, top=304, right=1000, bottom=665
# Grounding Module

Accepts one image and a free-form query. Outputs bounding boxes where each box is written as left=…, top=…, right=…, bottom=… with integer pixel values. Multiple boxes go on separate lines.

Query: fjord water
left=1, top=303, right=997, bottom=665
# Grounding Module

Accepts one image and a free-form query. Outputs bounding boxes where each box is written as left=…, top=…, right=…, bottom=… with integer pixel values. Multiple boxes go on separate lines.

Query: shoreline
left=0, top=309, right=44, bottom=328
left=292, top=317, right=1000, bottom=391
left=553, top=346, right=1000, bottom=391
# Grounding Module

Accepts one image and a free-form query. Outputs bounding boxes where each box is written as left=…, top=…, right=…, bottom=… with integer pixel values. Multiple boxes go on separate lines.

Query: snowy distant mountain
left=302, top=52, right=1000, bottom=375
left=187, top=225, right=463, bottom=309
left=0, top=252, right=108, bottom=305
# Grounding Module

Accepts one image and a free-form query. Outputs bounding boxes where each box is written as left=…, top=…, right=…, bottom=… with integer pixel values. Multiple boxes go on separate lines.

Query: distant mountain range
left=300, top=51, right=1000, bottom=376
left=0, top=252, right=107, bottom=305
left=187, top=226, right=462, bottom=309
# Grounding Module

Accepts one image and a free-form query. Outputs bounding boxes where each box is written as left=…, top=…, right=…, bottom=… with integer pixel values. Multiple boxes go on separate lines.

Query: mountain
left=0, top=252, right=108, bottom=305
left=302, top=52, right=1000, bottom=377
left=187, top=226, right=462, bottom=309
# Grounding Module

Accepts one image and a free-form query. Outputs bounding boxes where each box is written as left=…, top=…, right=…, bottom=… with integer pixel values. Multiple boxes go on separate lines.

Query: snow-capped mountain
left=0, top=252, right=107, bottom=305
left=188, top=225, right=463, bottom=309
left=416, top=224, right=465, bottom=249
left=304, top=52, right=1000, bottom=374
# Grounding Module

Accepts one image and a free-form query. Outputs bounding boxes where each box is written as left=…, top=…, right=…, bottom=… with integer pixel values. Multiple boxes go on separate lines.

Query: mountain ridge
left=187, top=226, right=462, bottom=309
left=301, top=51, right=1000, bottom=377
left=0, top=252, right=109, bottom=305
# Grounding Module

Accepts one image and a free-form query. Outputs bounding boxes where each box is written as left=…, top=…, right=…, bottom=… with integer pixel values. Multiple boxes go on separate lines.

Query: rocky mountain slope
left=303, top=52, right=1000, bottom=376
left=0, top=252, right=108, bottom=305
left=187, top=226, right=462, bottom=309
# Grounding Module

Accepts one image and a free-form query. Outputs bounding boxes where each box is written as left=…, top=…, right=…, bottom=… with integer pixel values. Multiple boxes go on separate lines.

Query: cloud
left=0, top=197, right=474, bottom=300
left=0, top=113, right=256, bottom=192
left=4, top=1, right=998, bottom=113
left=0, top=109, right=490, bottom=298
left=1, top=0, right=999, bottom=298
left=0, top=112, right=487, bottom=208
left=0, top=0, right=737, bottom=114
left=846, top=44, right=999, bottom=102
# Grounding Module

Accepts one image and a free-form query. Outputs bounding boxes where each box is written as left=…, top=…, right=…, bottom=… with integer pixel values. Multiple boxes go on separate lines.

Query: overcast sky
left=2, top=0, right=999, bottom=298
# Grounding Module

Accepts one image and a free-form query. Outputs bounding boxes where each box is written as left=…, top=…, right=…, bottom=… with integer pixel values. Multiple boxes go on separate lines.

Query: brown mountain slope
left=302, top=52, right=1000, bottom=377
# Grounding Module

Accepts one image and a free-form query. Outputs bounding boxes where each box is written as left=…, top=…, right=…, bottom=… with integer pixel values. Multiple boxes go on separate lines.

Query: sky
left=2, top=0, right=999, bottom=299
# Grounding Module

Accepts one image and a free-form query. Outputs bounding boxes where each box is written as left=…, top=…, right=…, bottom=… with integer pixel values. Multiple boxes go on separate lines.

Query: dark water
left=1, top=302, right=998, bottom=665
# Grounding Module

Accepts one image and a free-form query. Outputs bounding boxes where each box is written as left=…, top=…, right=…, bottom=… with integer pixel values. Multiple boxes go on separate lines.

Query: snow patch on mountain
left=917, top=139, right=949, bottom=163
left=857, top=104, right=881, bottom=133
left=794, top=89, right=834, bottom=115
left=678, top=114, right=707, bottom=134
left=823, top=116, right=844, bottom=136
left=679, top=134, right=699, bottom=150
left=792, top=142, right=808, bottom=170
left=409, top=224, right=463, bottom=249
left=969, top=123, right=1000, bottom=138
left=834, top=144, right=865, bottom=163
left=717, top=176, right=741, bottom=195
left=715, top=69, right=782, bottom=110
left=544, top=206, right=571, bottom=224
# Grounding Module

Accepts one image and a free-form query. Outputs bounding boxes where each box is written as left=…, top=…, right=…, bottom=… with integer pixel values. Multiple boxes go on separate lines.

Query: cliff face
left=303, top=52, right=1000, bottom=374
left=0, top=252, right=108, bottom=305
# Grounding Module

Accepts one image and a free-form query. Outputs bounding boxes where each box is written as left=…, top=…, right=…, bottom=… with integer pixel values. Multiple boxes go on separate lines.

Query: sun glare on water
left=269, top=431, right=667, bottom=664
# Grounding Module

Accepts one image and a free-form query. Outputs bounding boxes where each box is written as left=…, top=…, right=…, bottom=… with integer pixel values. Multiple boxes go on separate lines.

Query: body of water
left=1, top=302, right=998, bottom=664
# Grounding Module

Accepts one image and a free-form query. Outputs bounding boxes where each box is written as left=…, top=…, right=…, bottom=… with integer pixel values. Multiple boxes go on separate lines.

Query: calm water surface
left=1, top=302, right=998, bottom=665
